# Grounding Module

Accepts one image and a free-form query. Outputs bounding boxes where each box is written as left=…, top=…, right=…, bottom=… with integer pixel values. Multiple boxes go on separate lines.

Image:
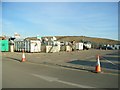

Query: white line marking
left=105, top=60, right=117, bottom=65
left=102, top=57, right=118, bottom=66
left=31, top=74, right=95, bottom=88
left=57, top=80, right=94, bottom=88
left=32, top=74, right=58, bottom=82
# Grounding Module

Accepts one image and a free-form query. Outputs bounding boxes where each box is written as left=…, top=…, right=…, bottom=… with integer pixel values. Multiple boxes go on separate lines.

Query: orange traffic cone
left=21, top=49, right=26, bottom=62
left=95, top=55, right=101, bottom=73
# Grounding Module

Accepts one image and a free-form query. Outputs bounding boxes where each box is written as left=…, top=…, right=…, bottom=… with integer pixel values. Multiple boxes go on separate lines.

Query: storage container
left=60, top=46, right=66, bottom=51
left=75, top=43, right=83, bottom=50
left=0, top=40, right=9, bottom=52
left=46, top=45, right=60, bottom=53
left=66, top=45, right=72, bottom=52
left=10, top=45, right=14, bottom=52
left=14, top=41, right=24, bottom=52
left=41, top=45, right=46, bottom=52
left=25, top=40, right=41, bottom=52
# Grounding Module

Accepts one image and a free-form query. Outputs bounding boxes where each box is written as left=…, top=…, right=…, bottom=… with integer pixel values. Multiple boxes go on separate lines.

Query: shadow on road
left=55, top=63, right=94, bottom=73
left=67, top=60, right=95, bottom=67
left=100, top=62, right=120, bottom=70
left=106, top=51, right=119, bottom=56
left=5, top=57, right=21, bottom=62
left=102, top=56, right=119, bottom=62
left=67, top=59, right=119, bottom=70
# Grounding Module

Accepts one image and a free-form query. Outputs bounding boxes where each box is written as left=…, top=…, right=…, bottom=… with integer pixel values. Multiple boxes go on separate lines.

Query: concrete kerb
left=52, top=62, right=119, bottom=74
left=26, top=59, right=119, bottom=75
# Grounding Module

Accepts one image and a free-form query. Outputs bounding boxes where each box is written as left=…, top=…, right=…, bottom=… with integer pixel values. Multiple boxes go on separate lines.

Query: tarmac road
left=2, top=50, right=119, bottom=88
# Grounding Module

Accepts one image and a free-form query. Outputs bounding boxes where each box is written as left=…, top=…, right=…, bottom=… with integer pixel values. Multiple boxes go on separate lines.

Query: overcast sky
left=1, top=2, right=119, bottom=40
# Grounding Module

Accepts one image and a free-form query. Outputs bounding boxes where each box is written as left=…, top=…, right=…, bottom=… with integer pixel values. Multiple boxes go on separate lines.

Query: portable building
left=0, top=40, right=9, bottom=52
left=14, top=40, right=41, bottom=52
left=60, top=46, right=66, bottom=51
left=75, top=43, right=83, bottom=50
left=45, top=45, right=60, bottom=53
left=14, top=41, right=24, bottom=52
left=83, top=43, right=92, bottom=50
left=66, top=45, right=72, bottom=52
left=25, top=40, right=41, bottom=52
left=44, top=41, right=61, bottom=53
left=114, top=45, right=120, bottom=50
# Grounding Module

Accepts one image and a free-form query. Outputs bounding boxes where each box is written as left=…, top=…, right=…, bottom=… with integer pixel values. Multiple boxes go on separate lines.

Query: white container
left=14, top=38, right=24, bottom=52
left=17, top=42, right=19, bottom=51
left=75, top=43, right=83, bottom=50
left=10, top=45, right=14, bottom=52
left=46, top=45, right=60, bottom=53
left=16, top=41, right=19, bottom=52
left=14, top=41, right=24, bottom=52
left=14, top=42, right=17, bottom=51
left=46, top=45, right=52, bottom=53
left=51, top=45, right=60, bottom=52
left=24, top=41, right=27, bottom=52
left=17, top=42, right=20, bottom=52
left=60, top=46, right=66, bottom=51
left=25, top=40, right=41, bottom=52
left=84, top=43, right=91, bottom=49
left=114, top=45, right=120, bottom=50
left=19, top=41, right=23, bottom=52
left=66, top=45, right=72, bottom=52
left=41, top=45, right=46, bottom=52
left=25, top=40, right=29, bottom=52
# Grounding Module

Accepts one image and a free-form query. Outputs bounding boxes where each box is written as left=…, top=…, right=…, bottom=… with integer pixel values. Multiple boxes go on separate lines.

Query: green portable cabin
left=0, top=40, right=9, bottom=52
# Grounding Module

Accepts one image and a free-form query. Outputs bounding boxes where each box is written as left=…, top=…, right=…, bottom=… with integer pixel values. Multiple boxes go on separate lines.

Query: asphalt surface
left=2, top=49, right=119, bottom=88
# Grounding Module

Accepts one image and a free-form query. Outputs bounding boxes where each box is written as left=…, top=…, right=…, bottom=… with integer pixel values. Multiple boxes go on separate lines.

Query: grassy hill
left=44, top=36, right=119, bottom=44
left=26, top=36, right=119, bottom=48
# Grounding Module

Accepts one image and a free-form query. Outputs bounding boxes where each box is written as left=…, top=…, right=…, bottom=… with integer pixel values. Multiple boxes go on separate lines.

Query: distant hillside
left=43, top=36, right=119, bottom=45
left=25, top=36, right=119, bottom=45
